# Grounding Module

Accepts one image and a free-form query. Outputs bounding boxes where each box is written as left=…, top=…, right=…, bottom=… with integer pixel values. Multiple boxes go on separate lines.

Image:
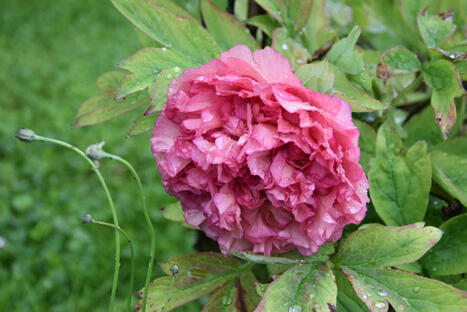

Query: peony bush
left=19, top=0, right=467, bottom=311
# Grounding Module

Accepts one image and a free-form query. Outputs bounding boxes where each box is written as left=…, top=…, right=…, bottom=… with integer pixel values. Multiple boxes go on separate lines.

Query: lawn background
left=0, top=1, right=199, bottom=310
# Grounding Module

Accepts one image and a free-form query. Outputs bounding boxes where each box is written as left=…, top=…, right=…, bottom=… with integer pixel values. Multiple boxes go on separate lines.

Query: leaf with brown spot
left=422, top=59, right=465, bottom=139
left=202, top=271, right=260, bottom=312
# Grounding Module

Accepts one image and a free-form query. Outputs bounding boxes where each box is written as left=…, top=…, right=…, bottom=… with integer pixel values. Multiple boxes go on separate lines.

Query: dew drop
left=369, top=258, right=376, bottom=265
left=413, top=287, right=420, bottom=293
left=375, top=302, right=385, bottom=309
left=288, top=305, right=302, bottom=312
left=221, top=296, right=232, bottom=305
left=378, top=291, right=388, bottom=297
left=174, top=66, right=181, bottom=73
left=161, top=47, right=167, bottom=51
left=366, top=293, right=372, bottom=297
left=282, top=43, right=289, bottom=50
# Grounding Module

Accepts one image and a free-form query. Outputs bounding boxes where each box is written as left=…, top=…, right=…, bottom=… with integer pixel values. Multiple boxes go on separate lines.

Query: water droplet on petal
left=289, top=305, right=302, bottom=312
left=375, top=302, right=385, bottom=309
left=221, top=296, right=232, bottom=305
left=413, top=287, right=420, bottom=293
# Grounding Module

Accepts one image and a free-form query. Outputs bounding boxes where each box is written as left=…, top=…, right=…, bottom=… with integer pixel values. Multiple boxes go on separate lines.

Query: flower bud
left=15, top=128, right=37, bottom=142
left=82, top=213, right=92, bottom=224
left=85, top=141, right=106, bottom=161
left=170, top=264, right=179, bottom=276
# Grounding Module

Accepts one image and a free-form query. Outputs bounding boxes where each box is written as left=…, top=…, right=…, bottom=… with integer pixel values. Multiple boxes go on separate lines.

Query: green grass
left=0, top=1, right=198, bottom=310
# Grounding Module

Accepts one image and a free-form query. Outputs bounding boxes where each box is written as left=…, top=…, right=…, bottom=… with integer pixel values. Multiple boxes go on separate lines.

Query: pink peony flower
left=151, top=45, right=369, bottom=256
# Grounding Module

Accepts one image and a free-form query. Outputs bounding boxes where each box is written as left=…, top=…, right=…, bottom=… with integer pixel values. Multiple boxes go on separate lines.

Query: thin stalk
left=100, top=151, right=156, bottom=312
left=90, top=218, right=135, bottom=312
left=34, top=135, right=121, bottom=312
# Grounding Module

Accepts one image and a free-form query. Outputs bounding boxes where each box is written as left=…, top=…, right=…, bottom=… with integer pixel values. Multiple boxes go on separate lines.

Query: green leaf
left=111, top=0, right=221, bottom=64
left=422, top=214, right=467, bottom=276
left=326, top=26, right=364, bottom=76
left=161, top=201, right=195, bottom=229
left=160, top=252, right=241, bottom=286
left=201, top=0, right=259, bottom=51
left=139, top=253, right=241, bottom=311
left=347, top=0, right=421, bottom=51
left=430, top=150, right=467, bottom=206
left=335, top=269, right=370, bottom=312
left=353, top=119, right=376, bottom=174
left=74, top=93, right=149, bottom=128
left=296, top=60, right=335, bottom=94
left=424, top=195, right=447, bottom=227
left=211, top=0, right=228, bottom=10
left=172, top=0, right=202, bottom=21
left=404, top=105, right=445, bottom=148
left=247, top=15, right=280, bottom=37
left=96, top=71, right=128, bottom=93
left=126, top=113, right=157, bottom=137
left=368, top=123, right=431, bottom=226
left=423, top=60, right=464, bottom=138
left=228, top=243, right=334, bottom=266
left=454, top=60, right=467, bottom=80
left=394, top=261, right=422, bottom=273
left=255, top=0, right=313, bottom=33
left=161, top=201, right=185, bottom=223
left=331, top=65, right=386, bottom=112
left=148, top=0, right=197, bottom=19
left=138, top=274, right=231, bottom=312
left=201, top=271, right=260, bottom=312
left=417, top=10, right=456, bottom=49
left=335, top=224, right=467, bottom=312
left=380, top=47, right=421, bottom=76
left=303, top=0, right=336, bottom=55
left=334, top=223, right=442, bottom=268
left=146, top=67, right=182, bottom=115
left=116, top=47, right=194, bottom=98
left=271, top=28, right=310, bottom=69
left=432, top=136, right=467, bottom=156
left=257, top=263, right=337, bottom=312
left=341, top=266, right=467, bottom=312
left=233, top=0, right=249, bottom=21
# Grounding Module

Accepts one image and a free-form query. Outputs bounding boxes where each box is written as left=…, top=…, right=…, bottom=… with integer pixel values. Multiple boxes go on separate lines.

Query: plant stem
left=91, top=218, right=135, bottom=312
left=100, top=152, right=156, bottom=312
left=34, top=135, right=121, bottom=312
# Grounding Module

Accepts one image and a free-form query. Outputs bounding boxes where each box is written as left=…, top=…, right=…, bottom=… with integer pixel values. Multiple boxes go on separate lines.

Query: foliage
left=8, top=0, right=467, bottom=311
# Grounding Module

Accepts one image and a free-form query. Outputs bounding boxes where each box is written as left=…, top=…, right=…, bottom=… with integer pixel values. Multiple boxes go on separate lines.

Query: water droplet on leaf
left=378, top=290, right=388, bottom=297
left=289, top=305, right=302, bottom=312
left=413, top=287, right=420, bottom=293
left=221, top=296, right=232, bottom=305
left=375, top=302, right=385, bottom=309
